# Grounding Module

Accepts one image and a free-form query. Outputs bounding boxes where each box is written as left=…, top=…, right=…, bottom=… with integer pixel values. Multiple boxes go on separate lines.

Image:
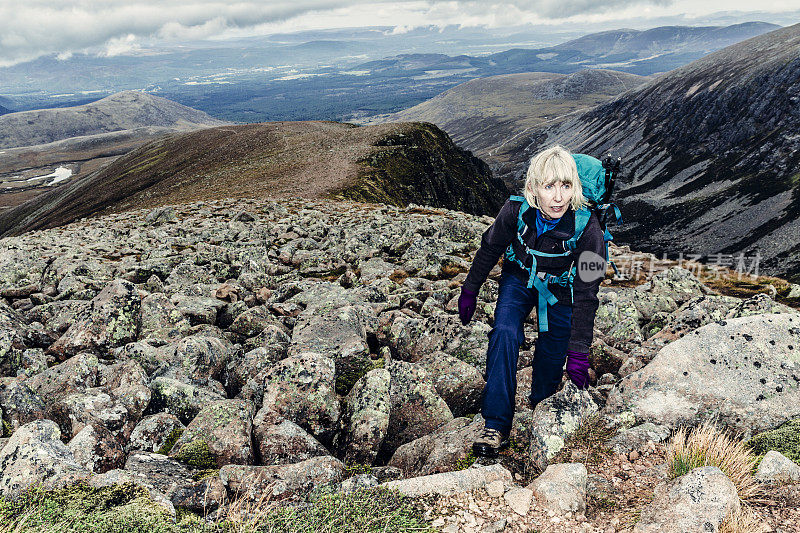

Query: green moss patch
left=157, top=428, right=184, bottom=456
left=746, top=419, right=800, bottom=463
left=0, top=482, right=177, bottom=533
left=173, top=439, right=216, bottom=469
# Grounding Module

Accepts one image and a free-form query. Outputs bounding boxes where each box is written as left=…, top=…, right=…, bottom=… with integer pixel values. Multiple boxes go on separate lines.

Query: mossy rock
left=336, top=356, right=385, bottom=396
left=172, top=439, right=216, bottom=469
left=746, top=418, right=800, bottom=463
left=156, top=427, right=184, bottom=456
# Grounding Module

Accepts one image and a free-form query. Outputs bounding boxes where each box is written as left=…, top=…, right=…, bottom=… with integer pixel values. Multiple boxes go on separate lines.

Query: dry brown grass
left=667, top=421, right=761, bottom=502
left=719, top=505, right=766, bottom=533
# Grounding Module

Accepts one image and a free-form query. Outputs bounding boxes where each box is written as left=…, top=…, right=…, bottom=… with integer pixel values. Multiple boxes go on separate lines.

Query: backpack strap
left=504, top=195, right=576, bottom=332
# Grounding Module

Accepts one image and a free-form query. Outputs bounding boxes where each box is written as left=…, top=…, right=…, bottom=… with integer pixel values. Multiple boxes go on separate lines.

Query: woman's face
left=536, top=180, right=573, bottom=220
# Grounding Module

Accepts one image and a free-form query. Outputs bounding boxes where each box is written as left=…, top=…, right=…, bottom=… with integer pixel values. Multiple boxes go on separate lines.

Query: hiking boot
left=472, top=427, right=509, bottom=458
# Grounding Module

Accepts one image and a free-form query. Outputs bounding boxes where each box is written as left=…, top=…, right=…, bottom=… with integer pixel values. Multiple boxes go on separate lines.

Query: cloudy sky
left=2, top=0, right=798, bottom=67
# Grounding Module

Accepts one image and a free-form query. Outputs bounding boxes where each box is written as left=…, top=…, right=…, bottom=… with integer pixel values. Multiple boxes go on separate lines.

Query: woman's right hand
left=458, top=287, right=478, bottom=326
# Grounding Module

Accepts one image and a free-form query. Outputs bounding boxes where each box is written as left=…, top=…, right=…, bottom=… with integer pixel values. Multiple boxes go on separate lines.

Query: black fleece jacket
left=463, top=198, right=606, bottom=354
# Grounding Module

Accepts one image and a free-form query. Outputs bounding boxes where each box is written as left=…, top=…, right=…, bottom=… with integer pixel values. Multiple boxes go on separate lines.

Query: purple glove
left=566, top=350, right=590, bottom=389
left=458, top=287, right=478, bottom=326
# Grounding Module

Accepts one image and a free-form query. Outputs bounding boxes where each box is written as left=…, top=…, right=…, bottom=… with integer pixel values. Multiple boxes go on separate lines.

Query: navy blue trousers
left=482, top=272, right=573, bottom=436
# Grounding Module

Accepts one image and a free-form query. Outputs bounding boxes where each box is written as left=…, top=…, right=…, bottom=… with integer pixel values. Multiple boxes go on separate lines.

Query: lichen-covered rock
left=646, top=267, right=711, bottom=306
left=382, top=360, right=453, bottom=456
left=754, top=450, right=800, bottom=484
left=595, top=289, right=644, bottom=344
left=170, top=293, right=224, bottom=326
left=67, top=423, right=126, bottom=473
left=382, top=312, right=490, bottom=366
left=606, top=313, right=800, bottom=435
left=258, top=351, right=340, bottom=446
left=147, top=376, right=226, bottom=424
left=168, top=335, right=232, bottom=384
left=27, top=351, right=101, bottom=400
left=113, top=341, right=169, bottom=376
left=528, top=462, right=587, bottom=514
left=634, top=466, right=739, bottom=533
left=253, top=408, right=328, bottom=466
left=337, top=368, right=391, bottom=465
left=289, top=305, right=374, bottom=395
left=648, top=294, right=742, bottom=341
left=526, top=383, right=599, bottom=472
left=128, top=413, right=185, bottom=454
left=169, top=399, right=254, bottom=467
left=388, top=415, right=484, bottom=477
left=608, top=422, right=671, bottom=454
left=228, top=305, right=284, bottom=339
left=139, top=293, right=191, bottom=340
left=0, top=419, right=89, bottom=496
left=418, top=351, right=484, bottom=417
left=47, top=279, right=142, bottom=358
left=0, top=378, right=46, bottom=431
left=727, top=293, right=799, bottom=318
left=225, top=341, right=288, bottom=395
left=219, top=455, right=345, bottom=501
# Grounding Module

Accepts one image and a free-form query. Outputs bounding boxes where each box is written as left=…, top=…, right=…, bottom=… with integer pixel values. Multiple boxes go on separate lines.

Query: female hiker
left=458, top=145, right=607, bottom=457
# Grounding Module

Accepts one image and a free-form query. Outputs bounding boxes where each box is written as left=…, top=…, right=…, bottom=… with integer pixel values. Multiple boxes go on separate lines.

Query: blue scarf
left=535, top=209, right=560, bottom=237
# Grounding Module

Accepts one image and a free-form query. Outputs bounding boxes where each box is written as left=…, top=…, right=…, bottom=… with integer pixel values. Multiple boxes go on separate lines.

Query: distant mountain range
left=0, top=91, right=227, bottom=149
left=0, top=105, right=10, bottom=116
left=368, top=69, right=648, bottom=170
left=0, top=122, right=507, bottom=237
left=0, top=22, right=779, bottom=124
left=505, top=23, right=800, bottom=282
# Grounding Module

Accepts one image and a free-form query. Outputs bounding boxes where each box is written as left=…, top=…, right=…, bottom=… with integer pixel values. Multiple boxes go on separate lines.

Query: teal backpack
left=504, top=154, right=622, bottom=332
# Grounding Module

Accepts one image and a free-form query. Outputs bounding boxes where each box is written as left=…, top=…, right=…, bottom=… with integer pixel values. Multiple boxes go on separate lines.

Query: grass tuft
left=719, top=505, right=765, bottom=533
left=667, top=421, right=760, bottom=502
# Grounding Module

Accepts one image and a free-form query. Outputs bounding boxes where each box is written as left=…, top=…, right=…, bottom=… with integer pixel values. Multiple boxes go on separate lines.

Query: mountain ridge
left=0, top=91, right=228, bottom=149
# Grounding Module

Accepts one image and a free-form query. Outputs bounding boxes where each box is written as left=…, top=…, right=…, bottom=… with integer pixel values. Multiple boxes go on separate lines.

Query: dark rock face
left=335, top=122, right=508, bottom=216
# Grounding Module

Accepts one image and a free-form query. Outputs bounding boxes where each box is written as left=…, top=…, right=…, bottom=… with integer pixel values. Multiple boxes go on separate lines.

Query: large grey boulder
left=382, top=360, right=453, bottom=456
left=219, top=455, right=345, bottom=501
left=147, top=376, right=226, bottom=424
left=337, top=368, right=391, bottom=465
left=418, top=351, right=484, bottom=417
left=527, top=462, right=588, bottom=514
left=606, top=313, right=800, bottom=435
left=47, top=279, right=141, bottom=358
left=634, top=466, right=740, bottom=533
left=387, top=415, right=484, bottom=477
left=169, top=399, right=254, bottom=467
left=258, top=351, right=340, bottom=446
left=128, top=413, right=185, bottom=454
left=289, top=305, right=374, bottom=395
left=526, top=383, right=599, bottom=471
left=67, top=423, right=126, bottom=473
left=0, top=419, right=89, bottom=495
left=253, top=408, right=328, bottom=466
left=754, top=450, right=800, bottom=484
left=381, top=463, right=512, bottom=497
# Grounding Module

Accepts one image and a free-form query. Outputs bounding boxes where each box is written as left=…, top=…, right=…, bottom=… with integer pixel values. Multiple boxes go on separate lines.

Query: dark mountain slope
left=0, top=121, right=507, bottom=237
left=518, top=23, right=800, bottom=281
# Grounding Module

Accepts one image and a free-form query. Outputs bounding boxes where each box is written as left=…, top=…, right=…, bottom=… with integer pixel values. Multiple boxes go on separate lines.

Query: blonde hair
left=523, top=145, right=587, bottom=212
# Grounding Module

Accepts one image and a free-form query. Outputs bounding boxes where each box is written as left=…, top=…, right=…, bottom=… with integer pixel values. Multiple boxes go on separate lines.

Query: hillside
left=372, top=69, right=647, bottom=175
left=512, top=23, right=800, bottom=282
left=0, top=91, right=227, bottom=149
left=0, top=121, right=507, bottom=237
left=0, top=104, right=10, bottom=116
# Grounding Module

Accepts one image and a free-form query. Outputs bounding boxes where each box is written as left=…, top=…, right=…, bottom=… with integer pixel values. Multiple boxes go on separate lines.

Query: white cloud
left=0, top=0, right=796, bottom=67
